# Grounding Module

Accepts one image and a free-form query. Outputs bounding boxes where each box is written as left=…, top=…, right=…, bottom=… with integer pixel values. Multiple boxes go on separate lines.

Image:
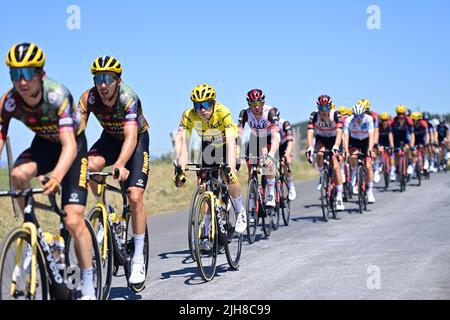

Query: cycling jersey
left=180, top=102, right=238, bottom=148
left=367, top=111, right=379, bottom=128
left=378, top=122, right=392, bottom=147
left=344, top=114, right=374, bottom=140
left=391, top=116, right=414, bottom=148
left=0, top=77, right=82, bottom=143
left=307, top=110, right=342, bottom=138
left=437, top=123, right=449, bottom=143
left=413, top=120, right=428, bottom=146
left=238, top=105, right=280, bottom=140
left=78, top=82, right=149, bottom=141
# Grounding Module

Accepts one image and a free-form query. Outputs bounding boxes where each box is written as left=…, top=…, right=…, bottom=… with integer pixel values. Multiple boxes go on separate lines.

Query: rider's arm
left=0, top=94, right=10, bottom=159
left=389, top=132, right=394, bottom=149
left=268, top=108, right=280, bottom=157
left=223, top=110, right=238, bottom=172
left=77, top=91, right=91, bottom=132
left=306, top=112, right=316, bottom=148
left=408, top=118, right=415, bottom=147
left=343, top=117, right=350, bottom=153
left=176, top=109, right=192, bottom=169
left=237, top=109, right=247, bottom=144
left=368, top=117, right=375, bottom=153
left=333, top=112, right=343, bottom=148
left=283, top=121, right=294, bottom=158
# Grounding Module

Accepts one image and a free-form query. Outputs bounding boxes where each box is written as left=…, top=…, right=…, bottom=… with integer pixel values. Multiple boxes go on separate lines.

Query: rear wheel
left=65, top=218, right=103, bottom=300
left=224, top=198, right=242, bottom=270
left=125, top=213, right=150, bottom=293
left=357, top=166, right=364, bottom=214
left=0, top=228, right=49, bottom=300
left=280, top=177, right=291, bottom=226
left=383, top=160, right=390, bottom=190
left=245, top=179, right=259, bottom=244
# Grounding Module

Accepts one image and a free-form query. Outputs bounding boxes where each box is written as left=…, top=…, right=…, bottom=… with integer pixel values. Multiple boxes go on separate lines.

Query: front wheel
left=0, top=228, right=49, bottom=300
left=272, top=179, right=281, bottom=231
left=188, top=187, right=203, bottom=261
left=280, top=178, right=291, bottom=226
left=246, top=179, right=259, bottom=244
left=320, top=171, right=330, bottom=222
left=224, top=199, right=242, bottom=270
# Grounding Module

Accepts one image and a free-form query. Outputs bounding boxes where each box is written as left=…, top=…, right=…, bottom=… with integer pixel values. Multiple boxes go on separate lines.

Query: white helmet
left=352, top=104, right=366, bottom=116
left=431, top=119, right=440, bottom=127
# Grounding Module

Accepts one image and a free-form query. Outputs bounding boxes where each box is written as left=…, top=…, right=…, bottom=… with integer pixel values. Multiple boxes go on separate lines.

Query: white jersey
left=238, top=105, right=280, bottom=138
left=344, top=114, right=374, bottom=140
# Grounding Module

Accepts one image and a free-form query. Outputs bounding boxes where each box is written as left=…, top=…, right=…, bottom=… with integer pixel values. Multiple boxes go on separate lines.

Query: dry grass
left=0, top=158, right=318, bottom=238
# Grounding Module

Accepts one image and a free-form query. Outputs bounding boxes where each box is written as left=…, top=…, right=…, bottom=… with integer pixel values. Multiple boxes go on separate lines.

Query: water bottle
left=53, top=235, right=66, bottom=271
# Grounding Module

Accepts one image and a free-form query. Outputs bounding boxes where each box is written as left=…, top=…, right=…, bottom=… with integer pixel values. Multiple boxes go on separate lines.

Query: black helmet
left=422, top=112, right=431, bottom=121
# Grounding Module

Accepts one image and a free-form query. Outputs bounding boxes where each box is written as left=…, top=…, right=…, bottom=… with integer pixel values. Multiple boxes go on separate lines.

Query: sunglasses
left=94, top=74, right=118, bottom=86
left=355, top=114, right=365, bottom=119
left=10, top=67, right=40, bottom=82
left=193, top=100, right=214, bottom=111
left=318, top=106, right=331, bottom=112
left=249, top=100, right=265, bottom=107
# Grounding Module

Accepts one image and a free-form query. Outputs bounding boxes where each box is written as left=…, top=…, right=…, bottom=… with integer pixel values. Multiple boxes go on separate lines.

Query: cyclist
left=78, top=56, right=149, bottom=287
left=0, top=43, right=95, bottom=300
left=343, top=103, right=376, bottom=203
left=359, top=99, right=381, bottom=183
left=173, top=84, right=247, bottom=238
left=278, top=117, right=297, bottom=200
left=391, top=105, right=415, bottom=178
left=337, top=106, right=350, bottom=182
left=411, top=112, right=429, bottom=178
left=423, top=112, right=438, bottom=172
left=377, top=112, right=395, bottom=181
left=306, top=95, right=345, bottom=211
left=436, top=117, right=449, bottom=171
left=238, top=89, right=281, bottom=208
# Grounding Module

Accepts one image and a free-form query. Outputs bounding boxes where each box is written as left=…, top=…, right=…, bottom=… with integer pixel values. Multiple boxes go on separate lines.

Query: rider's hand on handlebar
left=113, top=164, right=129, bottom=182
left=332, top=145, right=340, bottom=155
left=43, top=177, right=61, bottom=195
left=265, top=152, right=276, bottom=168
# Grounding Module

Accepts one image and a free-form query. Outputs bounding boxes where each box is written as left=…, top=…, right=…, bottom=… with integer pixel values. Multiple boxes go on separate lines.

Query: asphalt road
left=109, top=173, right=450, bottom=300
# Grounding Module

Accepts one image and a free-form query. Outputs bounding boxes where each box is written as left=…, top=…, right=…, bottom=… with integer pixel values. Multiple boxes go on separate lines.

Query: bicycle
left=278, top=156, right=291, bottom=226
left=413, top=145, right=425, bottom=186
left=87, top=169, right=149, bottom=297
left=184, top=164, right=242, bottom=282
left=343, top=160, right=353, bottom=202
left=311, top=150, right=337, bottom=222
left=395, top=144, right=408, bottom=192
left=246, top=156, right=277, bottom=243
left=0, top=179, right=102, bottom=300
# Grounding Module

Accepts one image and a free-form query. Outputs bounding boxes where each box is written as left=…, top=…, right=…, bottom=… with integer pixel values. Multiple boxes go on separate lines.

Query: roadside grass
left=0, top=159, right=318, bottom=238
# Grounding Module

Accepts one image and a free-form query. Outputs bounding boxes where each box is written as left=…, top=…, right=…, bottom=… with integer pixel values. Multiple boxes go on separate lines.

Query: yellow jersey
left=180, top=102, right=238, bottom=147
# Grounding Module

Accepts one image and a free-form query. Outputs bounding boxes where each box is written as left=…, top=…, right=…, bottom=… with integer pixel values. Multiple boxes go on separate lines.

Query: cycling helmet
left=411, top=112, right=423, bottom=121
left=91, top=56, right=122, bottom=75
left=358, top=99, right=371, bottom=111
left=191, top=84, right=216, bottom=102
left=6, top=42, right=45, bottom=68
left=396, top=104, right=407, bottom=114
left=338, top=106, right=348, bottom=116
left=422, top=111, right=431, bottom=121
left=317, top=95, right=332, bottom=109
left=246, top=89, right=265, bottom=104
left=352, top=104, right=366, bottom=116
left=380, top=112, right=390, bottom=121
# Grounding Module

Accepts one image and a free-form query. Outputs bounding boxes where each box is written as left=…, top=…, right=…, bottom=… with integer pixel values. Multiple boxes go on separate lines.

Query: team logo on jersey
left=88, top=92, right=95, bottom=105
left=28, top=117, right=37, bottom=125
left=48, top=91, right=63, bottom=105
left=4, top=94, right=16, bottom=112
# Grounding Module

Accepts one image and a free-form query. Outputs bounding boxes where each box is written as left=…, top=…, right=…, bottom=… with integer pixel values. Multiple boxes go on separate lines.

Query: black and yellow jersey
left=179, top=102, right=238, bottom=147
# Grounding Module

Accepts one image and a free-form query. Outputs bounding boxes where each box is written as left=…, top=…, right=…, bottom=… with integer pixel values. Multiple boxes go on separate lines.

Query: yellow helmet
left=411, top=112, right=423, bottom=121
left=358, top=99, right=371, bottom=111
left=331, top=103, right=336, bottom=110
left=91, top=56, right=122, bottom=75
left=6, top=43, right=45, bottom=68
left=380, top=112, right=391, bottom=121
left=338, top=106, right=348, bottom=115
left=190, top=84, right=216, bottom=102
left=396, top=104, right=407, bottom=114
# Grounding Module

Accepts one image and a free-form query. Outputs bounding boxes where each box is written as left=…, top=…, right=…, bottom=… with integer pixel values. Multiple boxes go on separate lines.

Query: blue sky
left=1, top=0, right=449, bottom=159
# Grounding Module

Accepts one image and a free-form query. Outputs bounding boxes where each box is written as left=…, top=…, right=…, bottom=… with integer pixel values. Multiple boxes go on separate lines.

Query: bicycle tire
left=88, top=206, right=113, bottom=300
left=193, top=193, right=218, bottom=282
left=65, top=218, right=103, bottom=300
left=281, top=177, right=291, bottom=226
left=320, top=170, right=329, bottom=222
left=0, top=228, right=49, bottom=300
left=272, top=179, right=281, bottom=231
left=246, top=179, right=259, bottom=244
left=224, top=199, right=242, bottom=270
left=383, top=161, right=390, bottom=190
left=357, top=165, right=364, bottom=214
left=125, top=213, right=150, bottom=293
left=188, top=186, right=203, bottom=261
left=416, top=156, right=422, bottom=186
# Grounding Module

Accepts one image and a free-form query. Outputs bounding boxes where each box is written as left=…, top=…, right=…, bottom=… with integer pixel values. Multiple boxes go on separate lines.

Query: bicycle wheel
left=188, top=186, right=203, bottom=261
left=193, top=193, right=218, bottom=282
left=416, top=157, right=422, bottom=187
left=383, top=161, right=390, bottom=190
left=281, top=177, right=291, bottom=226
left=224, top=198, right=242, bottom=270
left=0, top=228, right=49, bottom=300
left=401, top=156, right=407, bottom=192
left=357, top=166, right=364, bottom=214
left=65, top=218, right=102, bottom=300
left=262, top=182, right=273, bottom=237
left=124, top=213, right=150, bottom=293
left=88, top=206, right=113, bottom=300
left=246, top=179, right=259, bottom=244
left=272, top=179, right=281, bottom=231
left=320, top=171, right=329, bottom=222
